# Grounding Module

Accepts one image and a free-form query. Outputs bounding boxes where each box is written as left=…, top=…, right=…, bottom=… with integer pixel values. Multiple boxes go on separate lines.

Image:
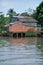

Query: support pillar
left=21, top=33, right=23, bottom=37
left=17, top=33, right=18, bottom=38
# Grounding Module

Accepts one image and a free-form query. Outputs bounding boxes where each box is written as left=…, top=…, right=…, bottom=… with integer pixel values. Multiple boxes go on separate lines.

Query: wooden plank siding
left=9, top=21, right=37, bottom=33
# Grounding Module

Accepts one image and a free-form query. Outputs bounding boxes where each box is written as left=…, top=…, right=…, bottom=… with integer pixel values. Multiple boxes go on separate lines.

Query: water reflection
left=0, top=37, right=43, bottom=65
left=37, top=37, right=43, bottom=50
left=9, top=37, right=37, bottom=46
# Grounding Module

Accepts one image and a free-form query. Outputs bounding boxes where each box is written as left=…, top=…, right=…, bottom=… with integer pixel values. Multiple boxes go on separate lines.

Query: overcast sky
left=0, top=0, right=43, bottom=16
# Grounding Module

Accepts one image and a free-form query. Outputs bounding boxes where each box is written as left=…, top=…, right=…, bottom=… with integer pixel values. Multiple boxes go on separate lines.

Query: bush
left=25, top=32, right=37, bottom=37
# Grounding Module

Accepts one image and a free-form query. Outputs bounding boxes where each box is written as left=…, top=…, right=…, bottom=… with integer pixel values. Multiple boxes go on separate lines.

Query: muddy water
left=0, top=37, right=43, bottom=65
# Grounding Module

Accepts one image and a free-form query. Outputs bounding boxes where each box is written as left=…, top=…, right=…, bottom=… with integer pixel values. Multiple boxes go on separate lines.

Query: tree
left=20, top=12, right=29, bottom=17
left=0, top=13, right=5, bottom=33
left=30, top=10, right=37, bottom=19
left=7, top=9, right=16, bottom=21
left=31, top=1, right=43, bottom=27
left=36, top=1, right=43, bottom=27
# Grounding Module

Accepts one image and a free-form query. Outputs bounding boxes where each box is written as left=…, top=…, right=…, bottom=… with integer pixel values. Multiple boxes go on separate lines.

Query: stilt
left=17, top=33, right=18, bottom=38
left=25, top=34, right=26, bottom=37
left=21, top=33, right=23, bottom=37
left=23, top=33, right=25, bottom=37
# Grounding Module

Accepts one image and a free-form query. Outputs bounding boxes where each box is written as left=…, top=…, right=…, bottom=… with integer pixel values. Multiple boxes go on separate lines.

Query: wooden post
left=25, top=33, right=26, bottom=37
left=17, top=33, right=18, bottom=38
left=21, top=33, right=23, bottom=37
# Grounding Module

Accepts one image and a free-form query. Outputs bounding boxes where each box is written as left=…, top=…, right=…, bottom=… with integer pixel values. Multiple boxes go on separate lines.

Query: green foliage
left=31, top=1, right=43, bottom=27
left=36, top=1, right=43, bottom=26
left=25, top=32, right=37, bottom=37
left=20, top=12, right=29, bottom=17
left=31, top=10, right=37, bottom=19
left=0, top=9, right=17, bottom=33
left=0, top=40, right=4, bottom=44
left=4, top=17, right=10, bottom=24
left=7, top=9, right=16, bottom=20
left=0, top=14, right=5, bottom=33
left=0, top=40, right=6, bottom=46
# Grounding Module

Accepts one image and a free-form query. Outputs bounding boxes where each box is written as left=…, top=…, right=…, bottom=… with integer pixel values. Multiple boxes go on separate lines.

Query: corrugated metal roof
left=10, top=16, right=38, bottom=24
left=14, top=16, right=38, bottom=22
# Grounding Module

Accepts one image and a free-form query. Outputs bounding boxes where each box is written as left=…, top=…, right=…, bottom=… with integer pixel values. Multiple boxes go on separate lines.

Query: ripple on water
left=0, top=37, right=43, bottom=65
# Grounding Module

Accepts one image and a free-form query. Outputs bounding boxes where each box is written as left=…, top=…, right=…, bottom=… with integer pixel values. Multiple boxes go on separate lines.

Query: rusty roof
left=13, top=16, right=38, bottom=22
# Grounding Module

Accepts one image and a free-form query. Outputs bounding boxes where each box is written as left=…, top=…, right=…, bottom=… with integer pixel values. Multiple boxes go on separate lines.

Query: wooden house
left=8, top=16, right=37, bottom=37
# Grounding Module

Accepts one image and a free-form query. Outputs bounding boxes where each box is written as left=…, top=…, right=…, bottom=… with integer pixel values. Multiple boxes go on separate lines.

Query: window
left=22, top=21, right=37, bottom=26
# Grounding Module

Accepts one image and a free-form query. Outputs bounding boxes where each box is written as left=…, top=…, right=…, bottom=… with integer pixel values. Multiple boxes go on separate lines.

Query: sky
left=0, top=0, right=43, bottom=16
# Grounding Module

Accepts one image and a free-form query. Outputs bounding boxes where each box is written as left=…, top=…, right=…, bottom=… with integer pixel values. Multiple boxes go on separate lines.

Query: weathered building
left=8, top=16, right=37, bottom=37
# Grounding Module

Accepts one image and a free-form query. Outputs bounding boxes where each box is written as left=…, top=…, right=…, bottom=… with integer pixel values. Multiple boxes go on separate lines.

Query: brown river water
left=0, top=37, right=43, bottom=65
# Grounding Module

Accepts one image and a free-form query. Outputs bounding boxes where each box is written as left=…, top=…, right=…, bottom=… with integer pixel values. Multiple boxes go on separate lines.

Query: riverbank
left=0, top=40, right=6, bottom=46
left=0, top=32, right=43, bottom=37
